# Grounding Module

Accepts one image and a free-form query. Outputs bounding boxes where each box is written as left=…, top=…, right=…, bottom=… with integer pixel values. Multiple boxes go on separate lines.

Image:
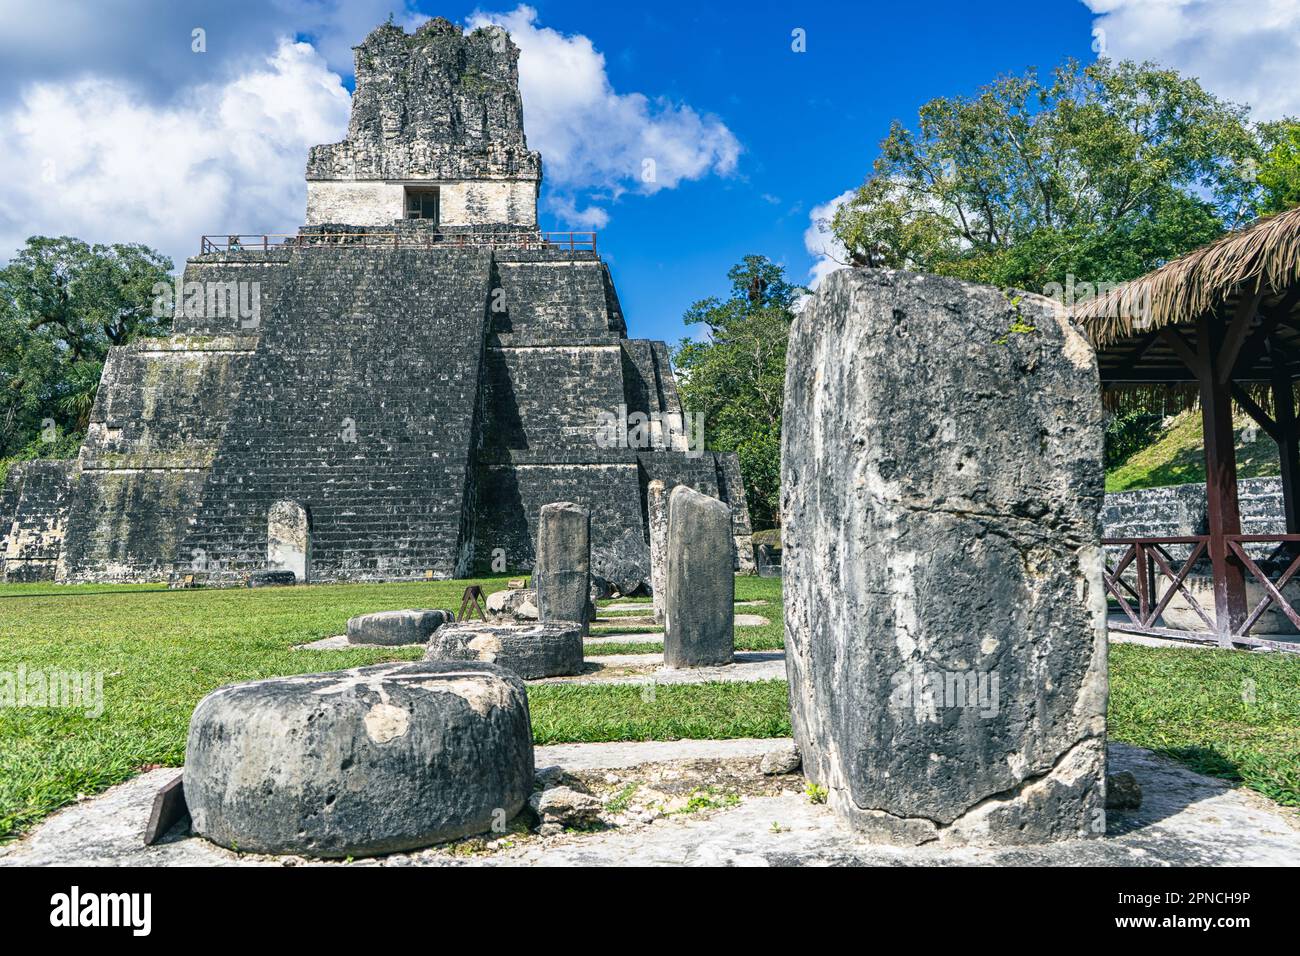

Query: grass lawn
left=586, top=604, right=784, bottom=656
left=589, top=623, right=665, bottom=636
left=2, top=574, right=1297, bottom=841
left=1106, top=409, right=1280, bottom=492
left=0, top=575, right=787, bottom=840
left=1108, top=642, right=1300, bottom=807
left=529, top=680, right=790, bottom=744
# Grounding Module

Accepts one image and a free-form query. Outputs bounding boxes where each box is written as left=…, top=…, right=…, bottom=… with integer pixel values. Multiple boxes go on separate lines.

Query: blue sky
left=0, top=0, right=1294, bottom=345
left=503, top=0, right=1099, bottom=340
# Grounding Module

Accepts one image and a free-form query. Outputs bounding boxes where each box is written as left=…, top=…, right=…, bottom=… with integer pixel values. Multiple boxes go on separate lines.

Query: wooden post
left=1198, top=313, right=1248, bottom=644
left=1269, top=338, right=1300, bottom=534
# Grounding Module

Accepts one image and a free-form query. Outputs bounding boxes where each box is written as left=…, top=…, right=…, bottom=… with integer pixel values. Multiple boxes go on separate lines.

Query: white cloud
left=0, top=4, right=740, bottom=262
left=467, top=5, right=741, bottom=227
left=804, top=190, right=854, bottom=287
left=0, top=39, right=350, bottom=269
left=544, top=195, right=611, bottom=231
left=0, top=0, right=416, bottom=106
left=1084, top=0, right=1300, bottom=120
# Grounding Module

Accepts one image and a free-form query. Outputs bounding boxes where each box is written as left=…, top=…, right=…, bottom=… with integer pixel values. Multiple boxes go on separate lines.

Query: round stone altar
left=346, top=608, right=454, bottom=645
left=183, top=661, right=534, bottom=858
left=425, top=621, right=585, bottom=678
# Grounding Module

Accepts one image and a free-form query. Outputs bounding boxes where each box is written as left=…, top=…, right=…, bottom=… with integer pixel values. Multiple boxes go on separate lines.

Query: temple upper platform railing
left=1103, top=534, right=1300, bottom=652
left=198, top=231, right=597, bottom=255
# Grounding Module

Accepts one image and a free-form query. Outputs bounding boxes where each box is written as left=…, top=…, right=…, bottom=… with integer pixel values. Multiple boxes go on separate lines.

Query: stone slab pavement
left=584, top=633, right=662, bottom=645
left=601, top=600, right=769, bottom=612
left=2, top=741, right=1296, bottom=866
left=533, top=650, right=787, bottom=685
left=306, top=631, right=1274, bottom=655
left=290, top=641, right=786, bottom=685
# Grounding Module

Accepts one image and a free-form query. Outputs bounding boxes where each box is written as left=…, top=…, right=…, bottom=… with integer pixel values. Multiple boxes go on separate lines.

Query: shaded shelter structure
left=1075, top=205, right=1300, bottom=651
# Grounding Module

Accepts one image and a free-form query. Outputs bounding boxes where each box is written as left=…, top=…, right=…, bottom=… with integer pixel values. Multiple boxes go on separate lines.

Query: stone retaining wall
left=1103, top=477, right=1284, bottom=539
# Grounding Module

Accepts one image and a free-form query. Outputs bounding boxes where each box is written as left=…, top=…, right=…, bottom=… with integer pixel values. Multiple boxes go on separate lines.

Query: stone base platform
left=3, top=742, right=1296, bottom=867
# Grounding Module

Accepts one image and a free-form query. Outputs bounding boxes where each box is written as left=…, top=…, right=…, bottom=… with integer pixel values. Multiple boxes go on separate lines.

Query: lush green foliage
left=1256, top=119, right=1300, bottom=216
left=673, top=256, right=803, bottom=529
left=1103, top=409, right=1166, bottom=470
left=1106, top=409, right=1279, bottom=492
left=0, top=236, right=172, bottom=459
left=828, top=59, right=1271, bottom=293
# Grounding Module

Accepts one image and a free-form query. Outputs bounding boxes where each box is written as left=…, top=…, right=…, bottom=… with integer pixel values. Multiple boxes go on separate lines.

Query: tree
left=673, top=256, right=803, bottom=529
left=827, top=59, right=1264, bottom=292
left=1256, top=119, right=1300, bottom=216
left=0, top=236, right=172, bottom=458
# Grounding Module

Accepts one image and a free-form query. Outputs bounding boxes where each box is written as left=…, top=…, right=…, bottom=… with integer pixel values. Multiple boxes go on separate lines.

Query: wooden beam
left=1230, top=383, right=1280, bottom=442
left=1198, top=312, right=1248, bottom=644
left=1159, top=326, right=1205, bottom=380
left=1233, top=287, right=1300, bottom=377
left=1108, top=329, right=1162, bottom=379
left=1270, top=337, right=1300, bottom=534
left=1218, top=286, right=1266, bottom=384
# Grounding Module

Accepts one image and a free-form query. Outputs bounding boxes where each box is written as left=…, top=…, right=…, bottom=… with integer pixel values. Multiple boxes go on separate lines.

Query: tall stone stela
left=664, top=485, right=735, bottom=668
left=782, top=268, right=1108, bottom=846
left=535, top=502, right=592, bottom=634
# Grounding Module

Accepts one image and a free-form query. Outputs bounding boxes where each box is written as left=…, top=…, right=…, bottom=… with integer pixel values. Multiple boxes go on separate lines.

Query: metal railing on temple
left=199, top=231, right=597, bottom=254
left=1103, top=533, right=1300, bottom=652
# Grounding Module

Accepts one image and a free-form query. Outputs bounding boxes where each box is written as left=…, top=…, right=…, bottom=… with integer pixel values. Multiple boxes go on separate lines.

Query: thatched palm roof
left=1070, top=206, right=1300, bottom=408
left=1074, top=205, right=1300, bottom=347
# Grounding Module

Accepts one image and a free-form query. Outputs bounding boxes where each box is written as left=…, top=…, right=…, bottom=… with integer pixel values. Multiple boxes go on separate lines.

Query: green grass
left=586, top=603, right=785, bottom=656
left=1108, top=642, right=1300, bottom=806
left=2, top=574, right=1298, bottom=842
left=1106, top=409, right=1280, bottom=492
left=589, top=623, right=665, bottom=636
left=584, top=641, right=661, bottom=656
left=0, top=576, right=514, bottom=839
left=527, top=680, right=790, bottom=744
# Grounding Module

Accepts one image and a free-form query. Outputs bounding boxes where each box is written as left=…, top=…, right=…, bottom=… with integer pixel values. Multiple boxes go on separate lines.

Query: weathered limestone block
left=184, top=661, right=533, bottom=857
left=425, top=621, right=584, bottom=679
left=0, top=460, right=73, bottom=583
left=716, top=451, right=757, bottom=574
left=347, top=609, right=454, bottom=645
left=530, top=785, right=602, bottom=833
left=535, top=502, right=592, bottom=632
left=486, top=587, right=539, bottom=621
left=590, top=526, right=651, bottom=597
left=760, top=743, right=802, bottom=776
left=267, top=499, right=310, bottom=583
left=664, top=485, right=735, bottom=667
left=782, top=268, right=1108, bottom=846
left=246, top=569, right=297, bottom=588
left=648, top=479, right=669, bottom=624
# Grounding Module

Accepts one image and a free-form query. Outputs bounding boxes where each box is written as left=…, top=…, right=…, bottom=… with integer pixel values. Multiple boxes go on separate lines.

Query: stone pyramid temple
left=0, top=18, right=753, bottom=589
